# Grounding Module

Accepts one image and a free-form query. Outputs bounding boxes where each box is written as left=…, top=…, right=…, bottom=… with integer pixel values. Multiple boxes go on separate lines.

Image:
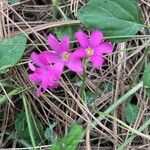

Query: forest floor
left=0, top=0, right=150, bottom=149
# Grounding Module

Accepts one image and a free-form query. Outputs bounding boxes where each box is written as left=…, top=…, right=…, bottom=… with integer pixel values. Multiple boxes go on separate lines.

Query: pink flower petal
left=91, top=55, right=105, bottom=68
left=39, top=51, right=52, bottom=65
left=40, top=68, right=60, bottom=94
left=28, top=62, right=36, bottom=71
left=48, top=34, right=62, bottom=53
left=30, top=52, right=44, bottom=66
left=28, top=74, right=38, bottom=83
left=61, top=35, right=70, bottom=52
left=41, top=77, right=50, bottom=92
left=95, top=42, right=113, bottom=55
left=30, top=51, right=51, bottom=66
left=49, top=82, right=59, bottom=89
left=48, top=52, right=62, bottom=63
left=66, top=56, right=83, bottom=73
left=90, top=30, right=103, bottom=48
left=30, top=66, right=60, bottom=97
left=50, top=62, right=65, bottom=79
left=72, top=48, right=86, bottom=58
left=75, top=31, right=89, bottom=48
left=28, top=68, right=45, bottom=83
left=37, top=86, right=42, bottom=97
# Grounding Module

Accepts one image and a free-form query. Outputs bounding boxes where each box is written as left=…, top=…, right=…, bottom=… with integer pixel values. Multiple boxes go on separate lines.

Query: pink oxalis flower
left=28, top=30, right=113, bottom=96
left=47, top=34, right=83, bottom=76
left=28, top=52, right=60, bottom=97
left=75, top=30, right=113, bottom=68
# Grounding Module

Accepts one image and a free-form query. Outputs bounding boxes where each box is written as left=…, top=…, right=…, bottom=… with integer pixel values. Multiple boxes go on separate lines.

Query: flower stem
left=80, top=64, right=87, bottom=104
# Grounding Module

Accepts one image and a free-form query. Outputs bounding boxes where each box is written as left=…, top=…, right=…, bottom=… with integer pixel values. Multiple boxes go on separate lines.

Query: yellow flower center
left=86, top=48, right=94, bottom=56
left=62, top=52, right=70, bottom=61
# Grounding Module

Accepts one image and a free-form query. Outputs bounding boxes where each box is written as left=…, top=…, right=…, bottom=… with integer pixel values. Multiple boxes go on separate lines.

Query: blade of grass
left=28, top=100, right=44, bottom=142
left=105, top=81, right=143, bottom=114
left=117, top=119, right=150, bottom=150
left=0, top=88, right=21, bottom=105
left=22, top=93, right=36, bottom=149
left=105, top=35, right=150, bottom=40
left=0, top=83, right=15, bottom=106
left=92, top=81, right=143, bottom=125
left=96, top=112, right=150, bottom=140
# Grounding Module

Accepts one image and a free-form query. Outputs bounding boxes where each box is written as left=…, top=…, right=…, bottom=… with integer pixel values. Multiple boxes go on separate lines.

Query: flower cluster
left=28, top=30, right=113, bottom=96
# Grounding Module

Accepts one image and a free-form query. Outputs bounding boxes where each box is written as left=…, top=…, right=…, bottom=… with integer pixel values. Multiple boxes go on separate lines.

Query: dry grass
left=0, top=0, right=150, bottom=149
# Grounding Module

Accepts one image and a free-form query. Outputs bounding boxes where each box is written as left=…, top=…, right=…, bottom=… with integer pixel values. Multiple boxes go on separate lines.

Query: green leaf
left=99, top=81, right=113, bottom=92
left=51, top=123, right=84, bottom=150
left=52, top=0, right=59, bottom=7
left=8, top=0, right=20, bottom=4
left=86, top=91, right=98, bottom=105
left=78, top=0, right=143, bottom=42
left=145, top=88, right=150, bottom=97
left=125, top=103, right=140, bottom=124
left=15, top=112, right=44, bottom=146
left=44, top=122, right=57, bottom=143
left=143, top=64, right=150, bottom=97
left=54, top=25, right=80, bottom=41
left=0, top=34, right=27, bottom=73
left=143, top=64, right=150, bottom=88
left=19, top=140, right=32, bottom=148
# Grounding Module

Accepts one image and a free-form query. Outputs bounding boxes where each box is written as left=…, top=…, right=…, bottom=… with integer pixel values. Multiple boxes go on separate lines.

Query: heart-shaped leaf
left=0, top=34, right=27, bottom=73
left=78, top=0, right=143, bottom=42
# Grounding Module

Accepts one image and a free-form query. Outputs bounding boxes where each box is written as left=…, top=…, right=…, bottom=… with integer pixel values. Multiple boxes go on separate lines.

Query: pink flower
left=28, top=52, right=60, bottom=97
left=75, top=30, right=113, bottom=68
left=47, top=34, right=83, bottom=76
